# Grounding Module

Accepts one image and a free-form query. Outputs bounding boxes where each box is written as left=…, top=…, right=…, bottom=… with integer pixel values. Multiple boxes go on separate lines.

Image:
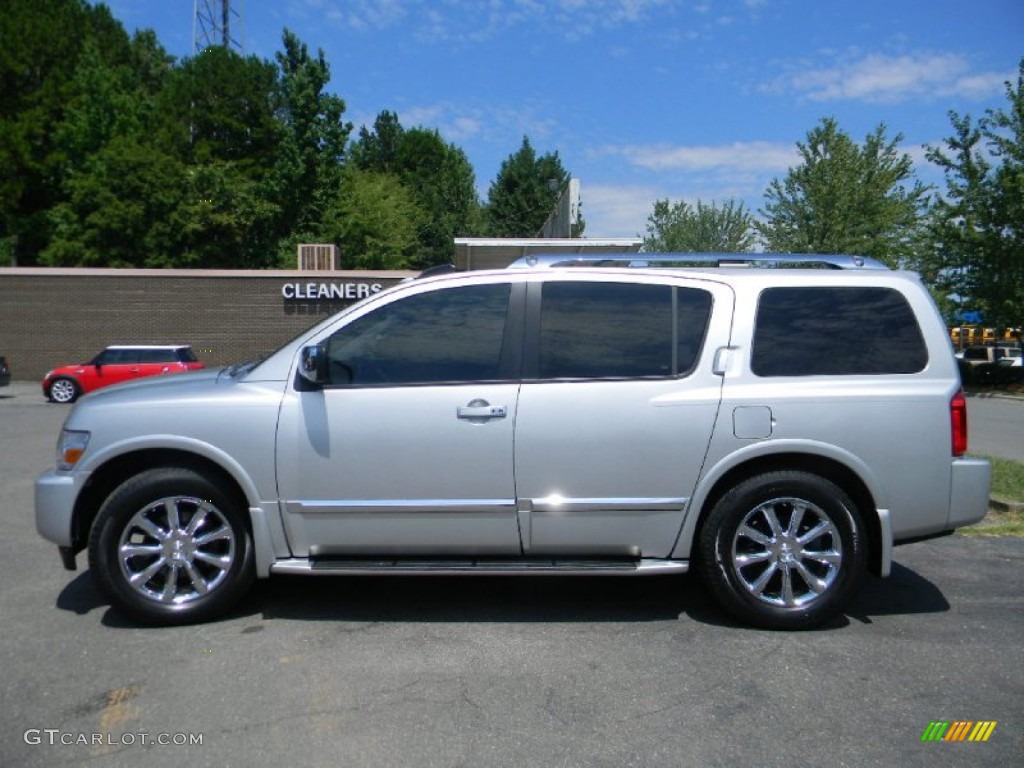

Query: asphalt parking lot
left=1, top=382, right=1021, bottom=767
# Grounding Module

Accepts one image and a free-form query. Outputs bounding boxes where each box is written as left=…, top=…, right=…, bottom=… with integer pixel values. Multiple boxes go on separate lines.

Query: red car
left=42, top=345, right=205, bottom=403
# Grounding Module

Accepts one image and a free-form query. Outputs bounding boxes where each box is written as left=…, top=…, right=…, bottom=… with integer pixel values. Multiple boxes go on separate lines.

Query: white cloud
left=449, top=116, right=484, bottom=141
left=581, top=177, right=772, bottom=239
left=780, top=52, right=1011, bottom=103
left=602, top=141, right=797, bottom=172
left=395, top=102, right=555, bottom=146
left=576, top=140, right=804, bottom=237
left=581, top=183, right=662, bottom=238
left=398, top=104, right=445, bottom=128
left=329, top=0, right=409, bottom=30
left=310, top=0, right=720, bottom=41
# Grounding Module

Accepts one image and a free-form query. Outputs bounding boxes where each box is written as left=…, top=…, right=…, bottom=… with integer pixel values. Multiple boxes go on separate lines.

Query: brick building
left=0, top=238, right=642, bottom=381
left=0, top=268, right=413, bottom=380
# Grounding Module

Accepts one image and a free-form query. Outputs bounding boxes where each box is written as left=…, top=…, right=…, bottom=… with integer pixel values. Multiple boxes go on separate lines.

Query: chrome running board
left=270, top=557, right=688, bottom=576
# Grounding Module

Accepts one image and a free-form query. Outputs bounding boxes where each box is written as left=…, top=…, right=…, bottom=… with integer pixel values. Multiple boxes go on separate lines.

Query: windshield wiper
left=222, top=358, right=262, bottom=379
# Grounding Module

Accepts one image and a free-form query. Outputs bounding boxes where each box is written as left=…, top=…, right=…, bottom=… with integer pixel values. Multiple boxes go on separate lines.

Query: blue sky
left=102, top=1, right=1022, bottom=238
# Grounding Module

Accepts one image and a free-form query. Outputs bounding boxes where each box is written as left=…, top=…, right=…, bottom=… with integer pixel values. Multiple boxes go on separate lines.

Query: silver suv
left=35, top=254, right=991, bottom=629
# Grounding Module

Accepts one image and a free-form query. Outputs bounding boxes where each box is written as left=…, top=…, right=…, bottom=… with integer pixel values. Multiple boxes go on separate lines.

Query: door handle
left=457, top=400, right=507, bottom=420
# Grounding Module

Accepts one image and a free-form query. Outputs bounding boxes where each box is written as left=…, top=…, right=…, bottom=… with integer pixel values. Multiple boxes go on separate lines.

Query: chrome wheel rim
left=730, top=497, right=843, bottom=608
left=117, top=495, right=236, bottom=605
left=50, top=380, right=76, bottom=402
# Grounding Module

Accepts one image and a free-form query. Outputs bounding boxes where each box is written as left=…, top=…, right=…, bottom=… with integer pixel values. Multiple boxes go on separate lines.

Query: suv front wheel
left=88, top=467, right=254, bottom=625
left=698, top=471, right=866, bottom=630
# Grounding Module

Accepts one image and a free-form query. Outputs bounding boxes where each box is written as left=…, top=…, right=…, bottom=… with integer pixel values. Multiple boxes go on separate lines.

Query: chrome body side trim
left=529, top=497, right=687, bottom=513
left=285, top=499, right=517, bottom=515
left=270, top=558, right=689, bottom=576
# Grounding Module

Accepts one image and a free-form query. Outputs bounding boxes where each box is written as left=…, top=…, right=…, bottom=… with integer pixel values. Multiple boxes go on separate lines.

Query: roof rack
left=507, top=253, right=890, bottom=270
left=415, top=263, right=460, bottom=279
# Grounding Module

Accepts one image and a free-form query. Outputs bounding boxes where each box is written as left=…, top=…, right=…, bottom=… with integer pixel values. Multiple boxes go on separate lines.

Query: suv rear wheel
left=88, top=467, right=254, bottom=625
left=698, top=471, right=866, bottom=630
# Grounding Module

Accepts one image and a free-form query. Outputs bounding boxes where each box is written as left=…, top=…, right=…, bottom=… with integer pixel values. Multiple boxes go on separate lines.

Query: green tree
left=396, top=128, right=479, bottom=266
left=643, top=198, right=755, bottom=252
left=129, top=29, right=175, bottom=95
left=757, top=118, right=929, bottom=267
left=270, top=29, right=351, bottom=261
left=352, top=113, right=480, bottom=267
left=322, top=169, right=425, bottom=269
left=177, top=163, right=282, bottom=269
left=51, top=37, right=162, bottom=180
left=159, top=46, right=280, bottom=175
left=925, top=60, right=1024, bottom=328
left=0, top=0, right=136, bottom=264
left=919, top=113, right=989, bottom=321
left=350, top=110, right=404, bottom=174
left=485, top=136, right=570, bottom=237
left=40, top=137, right=189, bottom=267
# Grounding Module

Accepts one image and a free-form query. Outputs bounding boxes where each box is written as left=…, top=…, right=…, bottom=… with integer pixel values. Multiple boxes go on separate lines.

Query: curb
left=989, top=496, right=1024, bottom=513
left=964, top=390, right=1024, bottom=402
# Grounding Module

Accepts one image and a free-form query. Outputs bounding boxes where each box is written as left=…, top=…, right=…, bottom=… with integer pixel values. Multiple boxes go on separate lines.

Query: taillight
left=950, top=388, right=968, bottom=456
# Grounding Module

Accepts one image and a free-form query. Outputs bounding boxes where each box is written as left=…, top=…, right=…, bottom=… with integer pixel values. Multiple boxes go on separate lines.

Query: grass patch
left=962, top=508, right=1024, bottom=537
left=986, top=455, right=1024, bottom=502
left=959, top=455, right=1024, bottom=537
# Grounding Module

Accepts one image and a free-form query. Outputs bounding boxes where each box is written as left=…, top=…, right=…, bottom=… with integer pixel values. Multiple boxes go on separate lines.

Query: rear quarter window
left=752, top=286, right=928, bottom=376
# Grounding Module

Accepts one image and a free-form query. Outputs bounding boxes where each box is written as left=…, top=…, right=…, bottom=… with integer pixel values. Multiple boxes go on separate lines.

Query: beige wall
left=0, top=268, right=413, bottom=380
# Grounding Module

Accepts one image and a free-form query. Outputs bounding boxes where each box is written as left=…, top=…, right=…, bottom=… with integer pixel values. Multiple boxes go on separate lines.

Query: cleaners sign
left=281, top=282, right=385, bottom=301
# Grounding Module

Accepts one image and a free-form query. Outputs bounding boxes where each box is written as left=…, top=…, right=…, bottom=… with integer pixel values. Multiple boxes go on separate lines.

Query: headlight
left=56, top=429, right=90, bottom=471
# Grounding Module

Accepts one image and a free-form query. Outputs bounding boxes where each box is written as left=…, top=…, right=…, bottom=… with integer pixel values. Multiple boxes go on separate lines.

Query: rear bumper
left=949, top=457, right=992, bottom=528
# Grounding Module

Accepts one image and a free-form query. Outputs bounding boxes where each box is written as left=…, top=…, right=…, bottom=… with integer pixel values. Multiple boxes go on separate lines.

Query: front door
left=275, top=280, right=524, bottom=557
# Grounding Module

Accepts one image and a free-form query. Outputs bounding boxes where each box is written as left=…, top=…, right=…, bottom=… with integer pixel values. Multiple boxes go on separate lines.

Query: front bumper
left=35, top=468, right=85, bottom=548
left=949, top=457, right=992, bottom=528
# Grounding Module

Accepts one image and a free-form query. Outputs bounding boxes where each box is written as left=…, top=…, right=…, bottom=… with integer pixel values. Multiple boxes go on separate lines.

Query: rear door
left=513, top=275, right=732, bottom=558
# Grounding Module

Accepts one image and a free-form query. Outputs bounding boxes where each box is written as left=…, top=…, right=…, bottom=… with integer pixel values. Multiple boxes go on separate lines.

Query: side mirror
left=298, top=344, right=328, bottom=386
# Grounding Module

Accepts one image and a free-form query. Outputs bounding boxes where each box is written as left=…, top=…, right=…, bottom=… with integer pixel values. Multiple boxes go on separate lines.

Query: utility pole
left=192, top=0, right=242, bottom=54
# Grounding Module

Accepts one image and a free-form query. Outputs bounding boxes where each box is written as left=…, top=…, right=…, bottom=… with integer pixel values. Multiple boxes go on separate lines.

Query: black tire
left=697, top=471, right=866, bottom=630
left=88, top=467, right=255, bottom=625
left=48, top=377, right=79, bottom=403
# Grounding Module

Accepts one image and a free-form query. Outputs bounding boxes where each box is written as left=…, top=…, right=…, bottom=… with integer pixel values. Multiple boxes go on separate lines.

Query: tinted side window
left=537, top=282, right=712, bottom=379
left=752, top=287, right=928, bottom=376
left=676, top=287, right=714, bottom=374
left=138, top=348, right=177, bottom=363
left=95, top=349, right=136, bottom=365
left=326, top=283, right=510, bottom=386
left=176, top=348, right=198, bottom=363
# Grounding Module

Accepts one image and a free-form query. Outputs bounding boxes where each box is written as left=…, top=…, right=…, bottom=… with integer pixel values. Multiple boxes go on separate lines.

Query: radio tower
left=192, top=0, right=243, bottom=53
